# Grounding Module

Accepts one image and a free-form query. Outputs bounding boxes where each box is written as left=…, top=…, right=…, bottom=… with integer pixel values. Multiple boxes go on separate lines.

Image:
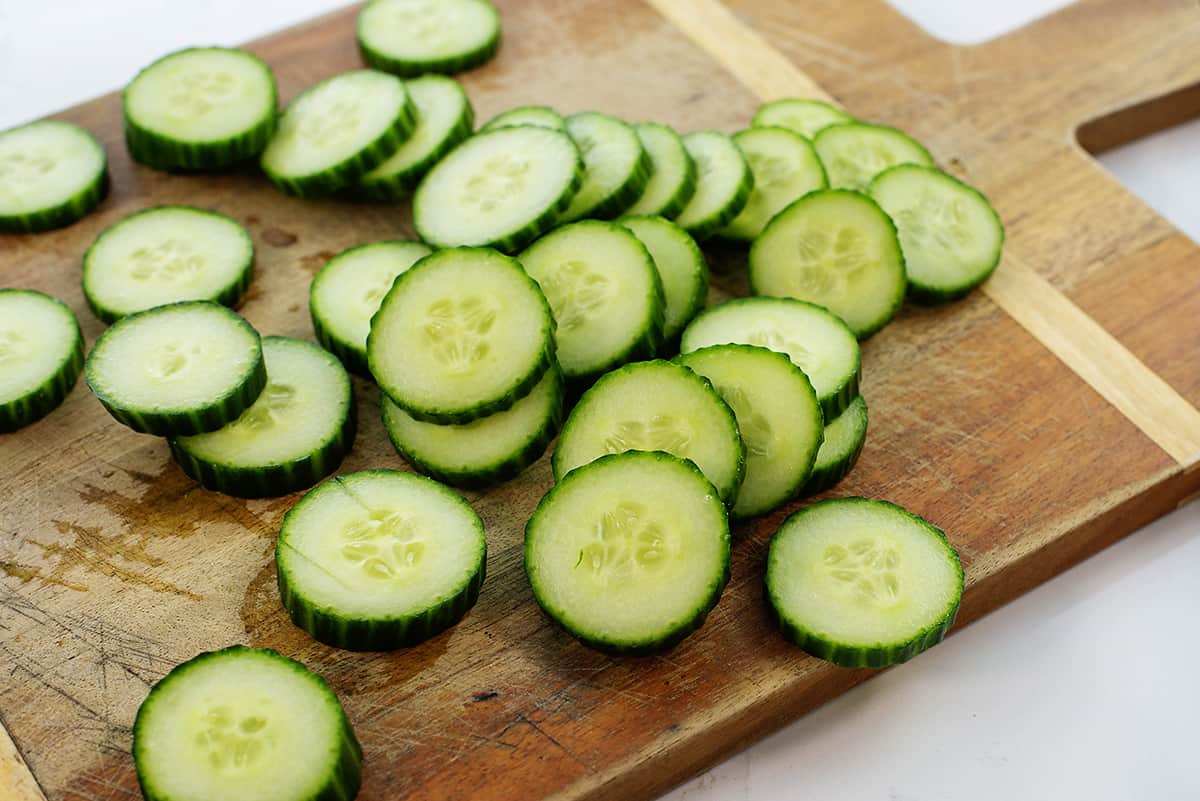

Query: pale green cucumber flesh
left=618, top=215, right=708, bottom=346
left=622, top=122, right=697, bottom=219
left=718, top=126, right=827, bottom=242
left=672, top=131, right=753, bottom=240
left=813, top=121, right=933, bottom=191
left=0, top=120, right=108, bottom=233
left=481, top=105, right=564, bottom=131
left=0, top=289, right=84, bottom=433
left=357, top=0, right=500, bottom=77
left=561, top=112, right=651, bottom=222
left=801, top=394, right=868, bottom=497
left=752, top=98, right=853, bottom=139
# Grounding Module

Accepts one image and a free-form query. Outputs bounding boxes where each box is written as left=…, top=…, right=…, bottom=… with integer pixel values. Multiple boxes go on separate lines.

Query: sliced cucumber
left=383, top=365, right=562, bottom=489
left=0, top=120, right=107, bottom=234
left=869, top=164, right=1004, bottom=303
left=481, top=105, right=564, bottom=132
left=170, top=337, right=354, bottom=498
left=622, top=123, right=696, bottom=219
left=0, top=290, right=84, bottom=433
left=618, top=215, right=707, bottom=346
left=677, top=345, right=822, bottom=519
left=355, top=75, right=474, bottom=201
left=310, top=240, right=432, bottom=376
left=132, top=645, right=361, bottom=801
left=672, top=131, right=752, bottom=240
left=560, top=112, right=651, bottom=222
left=277, top=469, right=486, bottom=650
left=368, top=247, right=554, bottom=423
left=813, top=122, right=933, bottom=192
left=553, top=359, right=745, bottom=504
left=518, top=221, right=663, bottom=382
left=679, top=297, right=860, bottom=421
left=526, top=450, right=730, bottom=655
left=750, top=189, right=906, bottom=339
left=718, top=126, right=827, bottom=242
left=766, top=497, right=963, bottom=667
left=752, top=98, right=853, bottom=140
left=86, top=301, right=265, bottom=436
left=413, top=125, right=582, bottom=252
left=82, top=205, right=253, bottom=323
left=801, top=394, right=868, bottom=497
left=261, top=70, right=416, bottom=196
left=123, top=47, right=277, bottom=171
left=357, top=0, right=500, bottom=77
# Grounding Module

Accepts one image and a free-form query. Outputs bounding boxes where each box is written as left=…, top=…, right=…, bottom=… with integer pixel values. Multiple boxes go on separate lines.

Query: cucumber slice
left=676, top=345, right=822, bottom=519
left=717, top=126, right=827, bottom=242
left=560, top=112, right=651, bottom=222
left=85, top=301, right=265, bottom=436
left=518, top=221, right=663, bottom=382
left=553, top=360, right=745, bottom=504
left=261, top=70, right=416, bottom=196
left=132, top=645, right=361, bottom=801
left=526, top=450, right=730, bottom=655
left=813, top=121, right=933, bottom=191
left=801, top=394, right=868, bottom=497
left=310, top=240, right=432, bottom=376
left=82, top=205, right=254, bottom=323
left=750, top=189, right=906, bottom=339
left=679, top=297, right=860, bottom=420
left=383, top=364, right=563, bottom=489
left=672, top=131, right=752, bottom=240
left=413, top=125, right=582, bottom=253
left=368, top=247, right=555, bottom=423
left=869, top=164, right=1004, bottom=303
left=481, top=105, right=565, bottom=132
left=357, top=0, right=500, bottom=78
left=622, top=123, right=697, bottom=219
left=766, top=497, right=964, bottom=667
left=751, top=98, right=853, bottom=140
left=354, top=75, right=474, bottom=201
left=277, top=470, right=486, bottom=650
left=618, top=215, right=707, bottom=346
left=0, top=290, right=84, bottom=433
left=123, top=47, right=277, bottom=171
left=170, top=337, right=355, bottom=498
left=0, top=120, right=107, bottom=234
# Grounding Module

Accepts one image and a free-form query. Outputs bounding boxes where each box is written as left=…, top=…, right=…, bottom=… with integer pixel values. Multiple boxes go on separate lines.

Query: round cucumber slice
left=751, top=98, right=853, bottom=139
left=618, top=215, right=707, bottom=346
left=813, top=121, right=933, bottom=191
left=526, top=450, right=730, bottom=655
left=481, top=105, right=565, bottom=132
left=132, top=645, right=361, bottom=801
left=277, top=469, right=486, bottom=650
left=622, top=123, right=697, bottom=220
left=0, top=290, right=84, bottom=433
left=357, top=0, right=500, bottom=77
left=766, top=497, right=964, bottom=667
left=801, top=394, right=868, bottom=497
left=717, top=126, right=827, bottom=242
left=561, top=112, right=651, bottom=222
left=0, top=120, right=108, bottom=234
left=672, top=131, right=753, bottom=240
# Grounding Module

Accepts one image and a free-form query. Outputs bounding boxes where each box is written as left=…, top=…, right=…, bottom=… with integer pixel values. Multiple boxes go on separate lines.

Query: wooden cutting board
left=3, top=1, right=1200, bottom=799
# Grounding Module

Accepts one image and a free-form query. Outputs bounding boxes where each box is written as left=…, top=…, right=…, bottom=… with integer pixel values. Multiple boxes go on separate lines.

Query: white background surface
left=3, top=2, right=1199, bottom=799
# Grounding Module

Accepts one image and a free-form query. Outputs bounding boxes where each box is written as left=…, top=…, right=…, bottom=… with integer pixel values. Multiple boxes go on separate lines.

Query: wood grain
left=2, top=1, right=1200, bottom=800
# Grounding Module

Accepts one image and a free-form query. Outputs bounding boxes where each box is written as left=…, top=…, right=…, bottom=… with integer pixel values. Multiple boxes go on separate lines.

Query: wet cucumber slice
left=0, top=290, right=84, bottom=433
left=750, top=189, right=906, bottom=339
left=717, top=126, right=827, bottom=242
left=672, top=131, right=753, bottom=240
left=560, top=112, right=651, bottom=222
left=481, top=105, right=565, bottom=131
left=751, top=98, right=853, bottom=139
left=801, top=394, right=868, bottom=497
left=766, top=497, right=964, bottom=667
left=622, top=123, right=697, bottom=220
left=357, top=0, right=500, bottom=77
left=618, top=215, right=708, bottom=347
left=813, top=121, right=933, bottom=191
left=526, top=450, right=730, bottom=655
left=0, top=120, right=108, bottom=234
left=869, top=164, right=1004, bottom=303
left=276, top=469, right=486, bottom=650
left=132, top=645, right=361, bottom=801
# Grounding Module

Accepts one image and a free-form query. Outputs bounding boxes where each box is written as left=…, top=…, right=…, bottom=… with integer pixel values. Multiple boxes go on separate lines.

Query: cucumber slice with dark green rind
left=261, top=70, right=417, bottom=196
left=169, top=337, right=355, bottom=498
left=82, top=205, right=254, bottom=324
left=800, top=393, right=868, bottom=497
left=813, top=121, right=934, bottom=192
left=354, top=75, right=475, bottom=201
left=622, top=123, right=697, bottom=220
left=481, top=105, right=565, bottom=132
left=413, top=125, right=583, bottom=253
left=382, top=365, right=563, bottom=489
left=527, top=450, right=731, bottom=655
left=357, top=0, right=501, bottom=77
left=750, top=189, right=906, bottom=339
left=679, top=297, right=861, bottom=421
left=869, top=164, right=1005, bottom=303
left=0, top=120, right=108, bottom=234
left=617, top=215, right=708, bottom=347
left=368, top=247, right=556, bottom=424
left=0, top=290, right=84, bottom=433
left=123, top=47, right=278, bottom=171
left=717, top=126, right=827, bottom=242
left=132, top=645, right=362, bottom=801
left=751, top=98, right=854, bottom=139
left=560, top=112, right=652, bottom=222
left=672, top=130, right=753, bottom=240
left=86, top=301, right=265, bottom=436
left=766, top=497, right=964, bottom=668
left=310, top=240, right=433, bottom=376
left=276, top=469, right=486, bottom=650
